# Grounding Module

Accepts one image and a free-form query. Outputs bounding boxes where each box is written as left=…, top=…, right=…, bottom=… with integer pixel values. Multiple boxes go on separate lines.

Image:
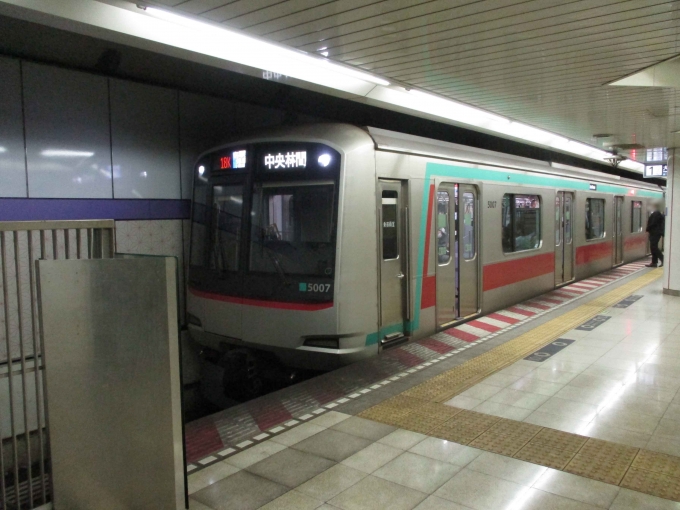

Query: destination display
left=212, top=149, right=248, bottom=172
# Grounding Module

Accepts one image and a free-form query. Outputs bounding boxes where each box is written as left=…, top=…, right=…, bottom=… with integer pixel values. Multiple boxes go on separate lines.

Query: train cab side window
left=585, top=198, right=606, bottom=240
left=502, top=194, right=541, bottom=253
left=382, top=191, right=399, bottom=260
left=437, top=191, right=451, bottom=264
left=210, top=185, right=243, bottom=272
left=631, top=201, right=643, bottom=233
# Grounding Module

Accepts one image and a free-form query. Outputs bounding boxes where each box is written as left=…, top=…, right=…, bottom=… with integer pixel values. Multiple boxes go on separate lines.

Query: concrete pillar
left=664, top=149, right=680, bottom=296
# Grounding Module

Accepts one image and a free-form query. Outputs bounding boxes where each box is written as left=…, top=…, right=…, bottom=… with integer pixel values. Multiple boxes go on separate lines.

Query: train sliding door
left=555, top=191, right=574, bottom=285
left=379, top=180, right=409, bottom=345
left=458, top=185, right=479, bottom=317
left=436, top=185, right=456, bottom=326
left=614, top=196, right=624, bottom=265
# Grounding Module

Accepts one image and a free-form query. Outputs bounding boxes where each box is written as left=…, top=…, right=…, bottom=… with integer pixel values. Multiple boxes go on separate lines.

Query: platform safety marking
left=524, top=339, right=576, bottom=362
left=576, top=315, right=612, bottom=331
left=187, top=261, right=651, bottom=473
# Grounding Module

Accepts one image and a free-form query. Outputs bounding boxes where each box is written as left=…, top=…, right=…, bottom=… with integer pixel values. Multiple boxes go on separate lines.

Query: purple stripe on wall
left=0, top=198, right=191, bottom=221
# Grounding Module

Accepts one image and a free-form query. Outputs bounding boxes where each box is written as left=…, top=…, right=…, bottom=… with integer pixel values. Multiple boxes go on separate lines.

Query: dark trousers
left=650, top=233, right=664, bottom=265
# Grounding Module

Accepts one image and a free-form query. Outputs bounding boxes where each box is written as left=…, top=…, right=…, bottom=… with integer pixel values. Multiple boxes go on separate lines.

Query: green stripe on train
left=367, top=161, right=662, bottom=345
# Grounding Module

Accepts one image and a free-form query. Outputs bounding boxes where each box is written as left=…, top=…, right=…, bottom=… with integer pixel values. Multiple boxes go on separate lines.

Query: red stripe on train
left=624, top=235, right=647, bottom=248
left=575, top=242, right=612, bottom=265
left=483, top=252, right=555, bottom=291
left=189, top=288, right=333, bottom=311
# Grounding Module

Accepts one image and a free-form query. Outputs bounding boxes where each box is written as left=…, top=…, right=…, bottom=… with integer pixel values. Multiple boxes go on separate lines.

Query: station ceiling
left=155, top=0, right=680, bottom=162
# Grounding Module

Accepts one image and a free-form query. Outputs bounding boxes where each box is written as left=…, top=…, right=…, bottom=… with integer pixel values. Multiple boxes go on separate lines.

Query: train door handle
left=396, top=273, right=405, bottom=279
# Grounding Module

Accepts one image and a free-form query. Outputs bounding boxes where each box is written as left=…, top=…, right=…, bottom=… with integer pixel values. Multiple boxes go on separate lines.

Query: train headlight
left=318, top=154, right=332, bottom=167
left=198, top=165, right=205, bottom=176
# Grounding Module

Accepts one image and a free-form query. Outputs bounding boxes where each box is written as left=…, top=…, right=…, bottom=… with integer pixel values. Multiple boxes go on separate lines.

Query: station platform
left=184, top=258, right=680, bottom=509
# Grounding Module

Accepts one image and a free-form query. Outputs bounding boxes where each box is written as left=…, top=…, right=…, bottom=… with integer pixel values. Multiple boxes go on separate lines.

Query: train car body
left=187, top=124, right=663, bottom=373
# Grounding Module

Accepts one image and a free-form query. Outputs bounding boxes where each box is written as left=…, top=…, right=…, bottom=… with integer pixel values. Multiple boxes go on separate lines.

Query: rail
left=0, top=220, right=115, bottom=509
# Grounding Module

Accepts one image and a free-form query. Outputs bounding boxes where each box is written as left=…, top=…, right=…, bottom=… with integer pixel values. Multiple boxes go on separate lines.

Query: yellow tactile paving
left=513, top=441, right=579, bottom=470
left=528, top=428, right=589, bottom=453
left=564, top=438, right=639, bottom=485
left=632, top=450, right=680, bottom=478
left=358, top=269, right=680, bottom=502
left=469, top=420, right=543, bottom=456
left=621, top=468, right=680, bottom=502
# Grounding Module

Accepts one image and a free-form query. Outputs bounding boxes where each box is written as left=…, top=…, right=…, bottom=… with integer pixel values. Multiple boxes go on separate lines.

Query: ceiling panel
left=160, top=0, right=680, bottom=158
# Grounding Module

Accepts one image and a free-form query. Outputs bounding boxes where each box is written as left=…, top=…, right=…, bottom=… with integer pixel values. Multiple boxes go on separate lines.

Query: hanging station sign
left=644, top=164, right=667, bottom=179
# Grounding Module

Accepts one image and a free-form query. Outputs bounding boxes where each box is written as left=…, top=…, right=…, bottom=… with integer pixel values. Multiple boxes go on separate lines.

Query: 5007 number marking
left=308, top=283, right=331, bottom=292
left=300, top=283, right=331, bottom=293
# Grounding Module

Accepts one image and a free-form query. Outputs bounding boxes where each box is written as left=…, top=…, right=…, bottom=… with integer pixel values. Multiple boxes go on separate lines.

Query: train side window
left=382, top=191, right=399, bottom=260
left=462, top=192, right=475, bottom=260
left=565, top=194, right=572, bottom=244
left=585, top=198, right=605, bottom=240
left=210, top=185, right=243, bottom=272
left=437, top=191, right=451, bottom=264
left=631, top=201, right=642, bottom=233
left=502, top=194, right=541, bottom=253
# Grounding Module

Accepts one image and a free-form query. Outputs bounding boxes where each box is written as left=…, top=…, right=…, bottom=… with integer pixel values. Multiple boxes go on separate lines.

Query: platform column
left=664, top=148, right=680, bottom=296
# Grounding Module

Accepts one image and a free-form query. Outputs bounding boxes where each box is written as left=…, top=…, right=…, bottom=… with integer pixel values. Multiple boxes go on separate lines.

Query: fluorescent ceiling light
left=41, top=149, right=94, bottom=157
left=1, top=0, right=628, bottom=172
left=146, top=7, right=389, bottom=88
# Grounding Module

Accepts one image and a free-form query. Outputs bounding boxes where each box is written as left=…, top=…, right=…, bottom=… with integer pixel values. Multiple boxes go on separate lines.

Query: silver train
left=187, top=124, right=663, bottom=374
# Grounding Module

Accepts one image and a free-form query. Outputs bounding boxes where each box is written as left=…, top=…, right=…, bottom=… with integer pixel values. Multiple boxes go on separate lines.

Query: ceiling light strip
left=0, top=0, right=641, bottom=172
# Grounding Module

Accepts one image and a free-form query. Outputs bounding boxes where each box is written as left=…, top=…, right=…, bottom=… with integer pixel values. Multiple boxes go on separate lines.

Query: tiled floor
left=187, top=274, right=680, bottom=509
left=444, top=278, right=680, bottom=457
left=188, top=410, right=680, bottom=510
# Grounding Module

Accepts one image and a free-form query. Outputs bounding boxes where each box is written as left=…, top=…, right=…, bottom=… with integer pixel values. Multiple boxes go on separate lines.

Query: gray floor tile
left=246, top=448, right=335, bottom=488
left=192, top=470, right=288, bottom=510
left=409, top=437, right=483, bottom=466
left=297, top=464, right=367, bottom=501
left=331, top=416, right=396, bottom=441
left=532, top=469, right=619, bottom=508
left=466, top=452, right=547, bottom=486
left=378, top=429, right=427, bottom=450
left=519, top=488, right=602, bottom=510
left=259, top=490, right=323, bottom=510
left=188, top=461, right=240, bottom=494
left=329, top=475, right=428, bottom=510
left=341, top=442, right=403, bottom=473
left=373, top=452, right=461, bottom=494
left=434, top=468, right=529, bottom=510
left=308, top=411, right=351, bottom=429
left=293, top=429, right=373, bottom=462
left=414, top=495, right=473, bottom=509
left=609, top=487, right=680, bottom=509
left=189, top=498, right=214, bottom=510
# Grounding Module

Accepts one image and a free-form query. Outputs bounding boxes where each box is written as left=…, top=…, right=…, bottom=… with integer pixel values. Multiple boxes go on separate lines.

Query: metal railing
left=0, top=220, right=115, bottom=510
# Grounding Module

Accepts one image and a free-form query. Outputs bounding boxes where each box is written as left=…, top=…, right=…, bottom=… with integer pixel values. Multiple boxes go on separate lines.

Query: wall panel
left=111, top=80, right=180, bottom=199
left=23, top=63, right=112, bottom=198
left=0, top=57, right=27, bottom=197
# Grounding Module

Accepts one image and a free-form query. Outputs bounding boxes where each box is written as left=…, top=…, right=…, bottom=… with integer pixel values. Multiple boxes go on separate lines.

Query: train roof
left=203, top=123, right=662, bottom=193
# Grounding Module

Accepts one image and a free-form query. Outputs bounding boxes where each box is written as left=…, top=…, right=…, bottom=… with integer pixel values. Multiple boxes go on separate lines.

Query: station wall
left=0, top=55, right=320, bottom=324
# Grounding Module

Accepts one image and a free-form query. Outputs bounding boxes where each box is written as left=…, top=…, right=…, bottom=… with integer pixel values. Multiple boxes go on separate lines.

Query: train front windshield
left=190, top=142, right=341, bottom=305
left=250, top=184, right=336, bottom=277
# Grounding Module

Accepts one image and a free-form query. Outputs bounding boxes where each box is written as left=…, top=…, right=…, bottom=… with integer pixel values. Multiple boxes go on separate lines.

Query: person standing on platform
left=646, top=202, right=665, bottom=267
